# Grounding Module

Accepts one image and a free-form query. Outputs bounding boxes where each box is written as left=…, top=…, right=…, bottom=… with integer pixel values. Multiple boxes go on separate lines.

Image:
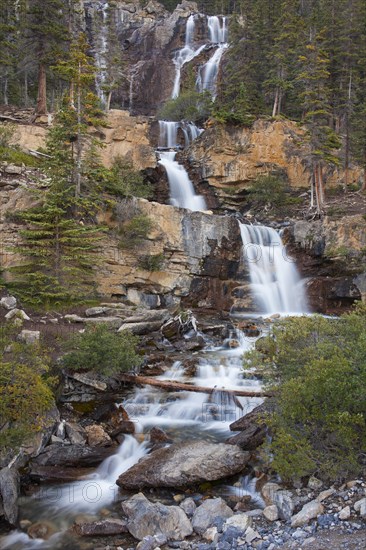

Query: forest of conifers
left=1, top=1, right=365, bottom=190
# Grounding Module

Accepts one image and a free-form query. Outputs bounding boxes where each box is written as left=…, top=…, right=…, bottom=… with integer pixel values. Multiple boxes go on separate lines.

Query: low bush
left=251, top=307, right=366, bottom=481
left=62, top=324, right=141, bottom=377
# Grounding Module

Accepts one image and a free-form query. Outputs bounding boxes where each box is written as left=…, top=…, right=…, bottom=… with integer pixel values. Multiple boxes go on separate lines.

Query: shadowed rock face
left=84, top=1, right=205, bottom=115
left=116, top=440, right=250, bottom=489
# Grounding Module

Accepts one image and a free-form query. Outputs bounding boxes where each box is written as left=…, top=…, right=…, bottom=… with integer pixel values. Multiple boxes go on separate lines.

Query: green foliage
left=103, top=156, right=152, bottom=199
left=0, top=145, right=41, bottom=167
left=0, top=123, right=15, bottom=147
left=8, top=189, right=103, bottom=307
left=256, top=307, right=366, bottom=481
left=62, top=324, right=141, bottom=376
left=118, top=214, right=153, bottom=249
left=138, top=253, right=164, bottom=272
left=248, top=174, right=300, bottom=209
left=0, top=322, right=55, bottom=448
left=158, top=91, right=213, bottom=123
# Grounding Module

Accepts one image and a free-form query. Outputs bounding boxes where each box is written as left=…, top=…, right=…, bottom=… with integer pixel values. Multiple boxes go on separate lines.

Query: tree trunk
left=118, top=374, right=272, bottom=398
left=362, top=152, right=366, bottom=192
left=75, top=62, right=82, bottom=199
left=272, top=88, right=279, bottom=118
left=36, top=63, right=47, bottom=115
left=106, top=90, right=112, bottom=112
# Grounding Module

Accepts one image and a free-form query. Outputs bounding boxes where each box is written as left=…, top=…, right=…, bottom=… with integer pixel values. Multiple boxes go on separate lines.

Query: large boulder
left=227, top=403, right=267, bottom=450
left=117, top=441, right=250, bottom=489
left=0, top=468, right=19, bottom=525
left=31, top=443, right=115, bottom=468
left=192, top=498, right=233, bottom=535
left=122, top=493, right=193, bottom=541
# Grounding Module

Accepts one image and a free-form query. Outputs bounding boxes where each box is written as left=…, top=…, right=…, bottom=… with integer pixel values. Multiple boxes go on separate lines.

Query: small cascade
left=158, top=151, right=207, bottom=211
left=207, top=15, right=228, bottom=43
left=95, top=2, right=109, bottom=106
left=239, top=223, right=308, bottom=315
left=158, top=120, right=180, bottom=148
left=172, top=15, right=206, bottom=99
left=196, top=16, right=229, bottom=99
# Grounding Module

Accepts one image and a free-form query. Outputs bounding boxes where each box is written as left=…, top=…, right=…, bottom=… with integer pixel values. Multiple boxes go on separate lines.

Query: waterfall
left=207, top=15, right=228, bottom=43
left=239, top=223, right=308, bottom=315
left=158, top=151, right=207, bottom=211
left=172, top=15, right=206, bottom=99
left=158, top=121, right=180, bottom=148
left=196, top=16, right=229, bottom=99
left=95, top=2, right=109, bottom=105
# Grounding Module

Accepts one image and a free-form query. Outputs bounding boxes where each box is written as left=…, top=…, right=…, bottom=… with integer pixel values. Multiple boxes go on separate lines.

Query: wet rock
left=68, top=372, right=107, bottom=391
left=291, top=500, right=324, bottom=527
left=180, top=497, right=196, bottom=517
left=192, top=498, right=233, bottom=535
left=28, top=521, right=58, bottom=540
left=65, top=422, right=87, bottom=445
left=149, top=427, right=172, bottom=446
left=263, top=505, right=279, bottom=522
left=273, top=490, right=295, bottom=521
left=31, top=443, right=115, bottom=467
left=223, top=513, right=252, bottom=533
left=74, top=518, right=128, bottom=536
left=122, top=492, right=192, bottom=541
left=85, top=425, right=112, bottom=447
left=18, top=330, right=40, bottom=344
left=110, top=420, right=136, bottom=437
left=261, top=482, right=281, bottom=505
left=0, top=468, right=19, bottom=525
left=227, top=404, right=267, bottom=450
left=0, top=296, right=17, bottom=310
left=117, top=441, right=250, bottom=489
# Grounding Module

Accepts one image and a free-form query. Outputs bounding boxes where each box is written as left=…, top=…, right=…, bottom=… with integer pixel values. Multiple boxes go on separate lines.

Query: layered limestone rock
left=96, top=198, right=246, bottom=311
left=84, top=1, right=204, bottom=114
left=8, top=110, right=156, bottom=171
left=0, top=185, right=249, bottom=312
left=183, top=120, right=362, bottom=207
left=290, top=215, right=366, bottom=312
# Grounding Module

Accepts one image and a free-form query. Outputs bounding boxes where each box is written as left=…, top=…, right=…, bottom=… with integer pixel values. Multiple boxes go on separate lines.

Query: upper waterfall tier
left=239, top=223, right=308, bottom=315
left=158, top=151, right=207, bottom=211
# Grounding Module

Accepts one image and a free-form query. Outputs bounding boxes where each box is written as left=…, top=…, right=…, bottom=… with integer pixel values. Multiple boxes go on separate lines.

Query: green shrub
left=95, top=156, right=152, bottom=199
left=0, top=123, right=15, bottom=147
left=255, top=307, right=366, bottom=481
left=0, top=324, right=55, bottom=448
left=0, top=145, right=40, bottom=167
left=62, top=324, right=141, bottom=376
left=118, top=214, right=153, bottom=249
left=138, top=253, right=164, bottom=271
left=158, top=91, right=213, bottom=123
left=248, top=174, right=298, bottom=208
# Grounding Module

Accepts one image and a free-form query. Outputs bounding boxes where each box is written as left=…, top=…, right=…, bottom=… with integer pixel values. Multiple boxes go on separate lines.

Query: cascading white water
left=239, top=223, right=308, bottom=315
left=196, top=16, right=229, bottom=99
left=207, top=15, right=228, bottom=43
left=95, top=2, right=109, bottom=105
left=158, top=120, right=180, bottom=148
left=158, top=151, right=207, bottom=211
left=172, top=15, right=206, bottom=99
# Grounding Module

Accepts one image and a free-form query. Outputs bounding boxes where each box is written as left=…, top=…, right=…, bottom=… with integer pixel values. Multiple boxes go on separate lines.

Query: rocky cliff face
left=84, top=0, right=206, bottom=114
left=181, top=120, right=362, bottom=210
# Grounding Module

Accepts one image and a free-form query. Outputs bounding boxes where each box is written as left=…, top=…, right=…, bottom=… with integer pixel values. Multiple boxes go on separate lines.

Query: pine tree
left=53, top=33, right=105, bottom=198
left=0, top=1, right=17, bottom=105
left=10, top=189, right=102, bottom=306
left=297, top=31, right=341, bottom=212
left=24, top=0, right=69, bottom=115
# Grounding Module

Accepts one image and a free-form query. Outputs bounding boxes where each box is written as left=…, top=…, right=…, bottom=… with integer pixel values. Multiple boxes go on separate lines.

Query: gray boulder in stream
left=116, top=441, right=250, bottom=489
left=122, top=492, right=193, bottom=541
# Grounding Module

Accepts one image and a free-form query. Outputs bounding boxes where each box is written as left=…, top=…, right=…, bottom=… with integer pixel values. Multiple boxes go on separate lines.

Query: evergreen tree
left=0, top=1, right=17, bottom=105
left=297, top=31, right=341, bottom=212
left=53, top=33, right=105, bottom=198
left=24, top=0, right=69, bottom=114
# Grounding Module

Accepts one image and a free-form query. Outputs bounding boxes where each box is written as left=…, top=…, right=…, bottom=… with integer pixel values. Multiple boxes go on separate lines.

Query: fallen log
left=119, top=374, right=271, bottom=398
